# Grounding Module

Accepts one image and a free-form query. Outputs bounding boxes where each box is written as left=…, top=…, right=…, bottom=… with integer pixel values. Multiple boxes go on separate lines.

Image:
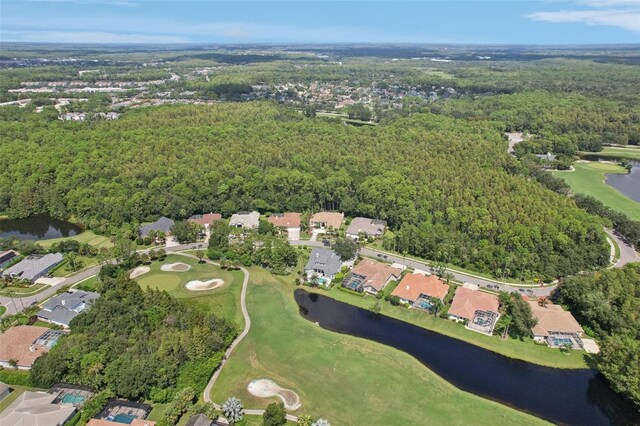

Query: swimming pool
left=550, top=336, right=574, bottom=347
left=107, top=414, right=138, bottom=424
left=61, top=394, right=86, bottom=404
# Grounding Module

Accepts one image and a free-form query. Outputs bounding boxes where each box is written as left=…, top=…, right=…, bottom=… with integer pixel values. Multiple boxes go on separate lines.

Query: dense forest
left=556, top=264, right=640, bottom=408
left=30, top=266, right=235, bottom=400
left=0, top=102, right=609, bottom=280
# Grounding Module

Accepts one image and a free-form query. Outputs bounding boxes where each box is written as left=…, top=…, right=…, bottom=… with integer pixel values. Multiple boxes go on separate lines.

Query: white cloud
left=528, top=9, right=640, bottom=32
left=527, top=1, right=640, bottom=32
left=1, top=30, right=190, bottom=43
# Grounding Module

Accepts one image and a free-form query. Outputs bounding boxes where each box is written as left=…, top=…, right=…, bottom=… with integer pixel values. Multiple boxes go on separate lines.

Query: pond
left=606, top=161, right=640, bottom=203
left=294, top=289, right=640, bottom=426
left=0, top=215, right=83, bottom=240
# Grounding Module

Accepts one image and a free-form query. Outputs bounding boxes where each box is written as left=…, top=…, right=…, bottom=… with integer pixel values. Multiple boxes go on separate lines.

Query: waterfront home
left=88, top=419, right=156, bottom=426
left=2, top=253, right=63, bottom=282
left=229, top=211, right=260, bottom=229
left=139, top=216, right=175, bottom=237
left=0, top=249, right=18, bottom=269
left=309, top=211, right=344, bottom=230
left=528, top=301, right=584, bottom=349
left=187, top=212, right=222, bottom=228
left=345, top=217, right=387, bottom=240
left=0, top=391, right=76, bottom=426
left=342, top=259, right=402, bottom=295
left=448, top=287, right=500, bottom=336
left=392, top=273, right=449, bottom=310
left=304, top=248, right=343, bottom=285
left=0, top=326, right=66, bottom=369
left=37, top=290, right=100, bottom=328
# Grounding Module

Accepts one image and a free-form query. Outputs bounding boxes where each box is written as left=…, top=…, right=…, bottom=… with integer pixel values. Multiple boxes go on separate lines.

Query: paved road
left=291, top=240, right=556, bottom=297
left=605, top=228, right=640, bottom=267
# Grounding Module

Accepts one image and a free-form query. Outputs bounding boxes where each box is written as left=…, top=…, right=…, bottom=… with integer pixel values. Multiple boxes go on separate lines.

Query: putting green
left=138, top=273, right=182, bottom=292
left=131, top=254, right=245, bottom=327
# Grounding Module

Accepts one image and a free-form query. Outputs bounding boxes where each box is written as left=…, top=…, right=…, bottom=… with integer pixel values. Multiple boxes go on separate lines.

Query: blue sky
left=1, top=1, right=639, bottom=44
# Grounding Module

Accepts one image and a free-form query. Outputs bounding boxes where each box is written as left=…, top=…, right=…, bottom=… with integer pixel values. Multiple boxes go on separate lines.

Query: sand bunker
left=129, top=266, right=150, bottom=279
left=161, top=262, right=191, bottom=272
left=247, top=379, right=301, bottom=410
left=185, top=278, right=224, bottom=291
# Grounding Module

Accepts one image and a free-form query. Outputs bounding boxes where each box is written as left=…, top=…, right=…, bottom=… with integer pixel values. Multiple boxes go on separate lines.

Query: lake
left=295, top=289, right=640, bottom=426
left=0, top=215, right=83, bottom=240
left=606, top=161, right=640, bottom=203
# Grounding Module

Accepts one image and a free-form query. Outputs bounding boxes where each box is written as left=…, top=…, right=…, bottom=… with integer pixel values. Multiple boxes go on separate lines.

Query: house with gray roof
left=2, top=253, right=64, bottom=282
left=185, top=413, right=214, bottom=426
left=37, top=290, right=100, bottom=328
left=345, top=217, right=387, bottom=240
left=304, top=248, right=343, bottom=284
left=229, top=211, right=260, bottom=229
left=139, top=216, right=175, bottom=237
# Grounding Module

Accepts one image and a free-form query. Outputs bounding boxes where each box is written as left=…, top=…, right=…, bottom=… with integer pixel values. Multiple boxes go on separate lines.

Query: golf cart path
left=175, top=252, right=297, bottom=423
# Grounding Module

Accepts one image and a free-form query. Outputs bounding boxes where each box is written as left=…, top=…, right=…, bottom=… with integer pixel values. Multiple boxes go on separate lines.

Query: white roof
left=0, top=391, right=76, bottom=426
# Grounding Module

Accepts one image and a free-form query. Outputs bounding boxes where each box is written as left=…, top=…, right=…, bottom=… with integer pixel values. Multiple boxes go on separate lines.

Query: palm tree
left=222, top=397, right=244, bottom=425
left=195, top=250, right=205, bottom=263
left=431, top=298, right=444, bottom=317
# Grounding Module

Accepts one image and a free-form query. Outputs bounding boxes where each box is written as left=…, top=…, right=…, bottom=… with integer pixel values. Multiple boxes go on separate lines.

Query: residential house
left=0, top=391, right=76, bottom=426
left=268, top=212, right=301, bottom=230
left=0, top=326, right=66, bottom=369
left=535, top=152, right=556, bottom=161
left=0, top=250, right=18, bottom=269
left=188, top=213, right=222, bottom=228
left=268, top=212, right=302, bottom=240
left=304, top=248, right=343, bottom=284
left=345, top=217, right=387, bottom=240
left=448, top=287, right=500, bottom=335
left=392, top=273, right=449, bottom=310
left=37, top=290, right=100, bottom=328
left=2, top=253, right=64, bottom=282
left=139, top=216, right=175, bottom=237
left=185, top=414, right=214, bottom=426
left=342, top=259, right=402, bottom=295
left=229, top=211, right=260, bottom=229
left=309, top=211, right=344, bottom=231
left=528, top=301, right=584, bottom=349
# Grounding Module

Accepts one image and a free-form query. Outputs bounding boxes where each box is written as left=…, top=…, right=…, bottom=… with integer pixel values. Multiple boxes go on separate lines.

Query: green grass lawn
left=314, top=285, right=588, bottom=369
left=581, top=147, right=640, bottom=161
left=74, top=275, right=99, bottom=292
left=50, top=256, right=99, bottom=277
left=553, top=161, right=640, bottom=220
left=0, top=306, right=5, bottom=316
left=38, top=230, right=114, bottom=250
left=0, top=283, right=47, bottom=296
left=134, top=254, right=245, bottom=327
left=211, top=268, right=549, bottom=425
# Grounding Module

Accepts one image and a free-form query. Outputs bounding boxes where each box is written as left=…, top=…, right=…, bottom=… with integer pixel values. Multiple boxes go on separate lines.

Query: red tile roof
left=268, top=212, right=301, bottom=228
left=0, top=325, right=50, bottom=368
left=351, top=259, right=402, bottom=292
left=309, top=212, right=344, bottom=229
left=188, top=213, right=222, bottom=226
left=448, top=287, right=500, bottom=320
left=392, top=273, right=449, bottom=302
left=528, top=301, right=583, bottom=337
